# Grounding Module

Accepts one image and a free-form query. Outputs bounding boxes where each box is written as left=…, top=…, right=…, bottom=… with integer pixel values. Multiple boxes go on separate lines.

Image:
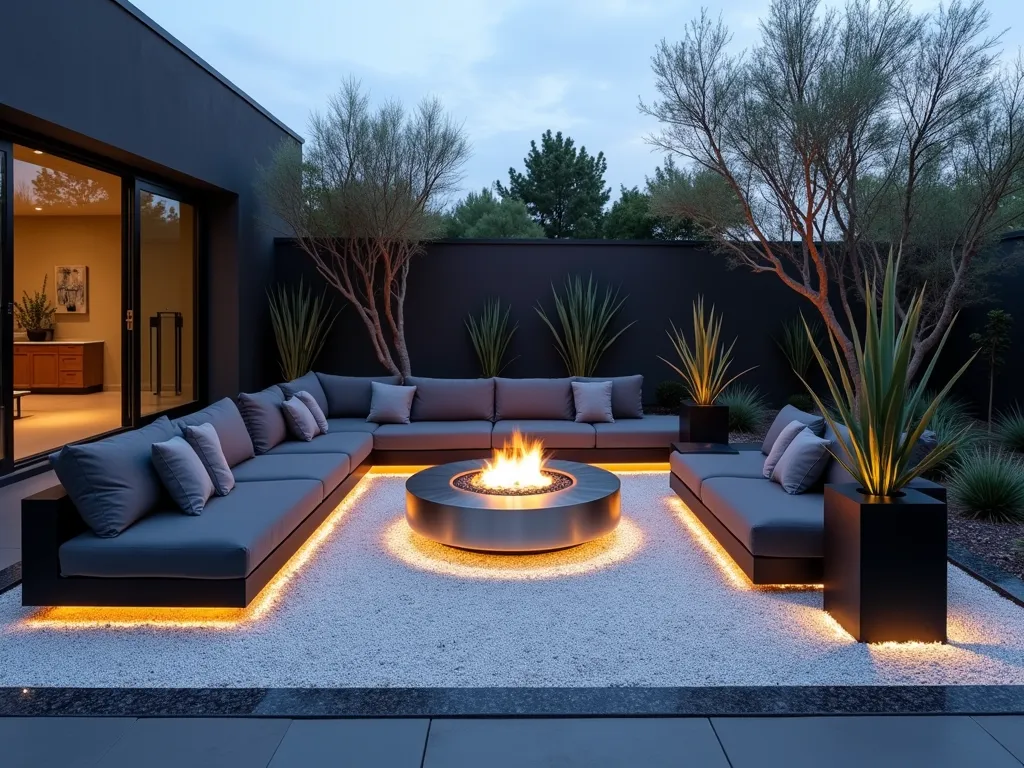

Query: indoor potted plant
left=660, top=297, right=755, bottom=445
left=15, top=275, right=57, bottom=342
left=801, top=254, right=973, bottom=643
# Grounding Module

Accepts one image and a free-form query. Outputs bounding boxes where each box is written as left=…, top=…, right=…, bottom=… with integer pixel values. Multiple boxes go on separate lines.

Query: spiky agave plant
left=466, top=298, right=518, bottom=377
left=660, top=296, right=756, bottom=405
left=535, top=274, right=635, bottom=377
left=799, top=253, right=975, bottom=497
left=775, top=314, right=823, bottom=381
left=267, top=279, right=338, bottom=382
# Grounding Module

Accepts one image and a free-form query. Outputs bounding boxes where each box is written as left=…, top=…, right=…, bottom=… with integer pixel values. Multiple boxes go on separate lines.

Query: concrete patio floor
left=3, top=714, right=1024, bottom=767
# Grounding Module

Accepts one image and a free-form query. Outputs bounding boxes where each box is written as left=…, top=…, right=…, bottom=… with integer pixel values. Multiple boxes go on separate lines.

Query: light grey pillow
left=282, top=396, right=319, bottom=441
left=294, top=390, right=329, bottom=434
left=183, top=422, right=235, bottom=496
left=771, top=429, right=833, bottom=494
left=762, top=420, right=807, bottom=479
left=367, top=381, right=417, bottom=424
left=761, top=405, right=826, bottom=455
left=280, top=371, right=329, bottom=416
left=151, top=436, right=215, bottom=515
left=572, top=380, right=615, bottom=423
left=315, top=373, right=404, bottom=418
left=574, top=375, right=644, bottom=419
left=172, top=398, right=254, bottom=467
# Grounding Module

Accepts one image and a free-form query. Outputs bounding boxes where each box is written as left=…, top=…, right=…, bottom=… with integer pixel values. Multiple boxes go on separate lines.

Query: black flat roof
left=113, top=0, right=303, bottom=143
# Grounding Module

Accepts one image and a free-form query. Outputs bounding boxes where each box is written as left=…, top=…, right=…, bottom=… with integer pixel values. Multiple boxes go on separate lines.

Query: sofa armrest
left=21, top=484, right=88, bottom=604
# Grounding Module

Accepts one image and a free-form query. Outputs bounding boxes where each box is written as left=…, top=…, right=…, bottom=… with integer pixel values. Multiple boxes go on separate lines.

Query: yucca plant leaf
left=466, top=298, right=518, bottom=377
left=267, top=278, right=339, bottom=382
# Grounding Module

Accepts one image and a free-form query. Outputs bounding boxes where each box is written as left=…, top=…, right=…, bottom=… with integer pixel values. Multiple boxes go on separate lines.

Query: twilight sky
left=133, top=0, right=1023, bottom=204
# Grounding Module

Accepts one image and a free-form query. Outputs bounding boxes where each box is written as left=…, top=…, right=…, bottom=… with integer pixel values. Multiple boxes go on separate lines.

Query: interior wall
left=140, top=202, right=195, bottom=395
left=13, top=214, right=122, bottom=388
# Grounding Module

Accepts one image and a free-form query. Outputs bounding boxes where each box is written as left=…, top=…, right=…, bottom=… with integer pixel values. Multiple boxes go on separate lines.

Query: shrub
left=787, top=393, right=816, bottom=412
left=267, top=279, right=337, bottom=382
left=656, top=380, right=687, bottom=410
left=920, top=395, right=981, bottom=475
left=996, top=405, right=1024, bottom=453
left=948, top=449, right=1024, bottom=524
left=719, top=385, right=769, bottom=433
left=466, top=298, right=518, bottom=377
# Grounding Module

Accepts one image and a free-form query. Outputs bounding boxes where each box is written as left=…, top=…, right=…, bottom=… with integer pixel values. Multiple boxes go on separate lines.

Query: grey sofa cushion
left=51, top=416, right=176, bottom=538
left=367, top=381, right=416, bottom=424
left=492, top=420, right=596, bottom=449
left=172, top=398, right=254, bottom=467
left=405, top=377, right=495, bottom=421
left=294, top=390, right=329, bottom=434
left=494, top=378, right=575, bottom=421
left=282, top=396, right=319, bottom=441
left=761, top=405, right=825, bottom=455
left=572, top=381, right=615, bottom=423
left=151, top=436, right=215, bottom=516
left=326, top=418, right=379, bottom=434
left=316, top=373, right=403, bottom=418
left=670, top=450, right=767, bottom=495
left=700, top=477, right=824, bottom=558
left=373, top=421, right=494, bottom=451
left=232, top=453, right=350, bottom=496
left=762, top=420, right=807, bottom=479
left=575, top=375, right=644, bottom=419
left=268, top=431, right=374, bottom=466
left=183, top=422, right=235, bottom=496
left=771, top=429, right=832, bottom=494
left=58, top=479, right=323, bottom=579
left=238, top=386, right=288, bottom=454
left=594, top=415, right=677, bottom=448
left=280, top=371, right=329, bottom=415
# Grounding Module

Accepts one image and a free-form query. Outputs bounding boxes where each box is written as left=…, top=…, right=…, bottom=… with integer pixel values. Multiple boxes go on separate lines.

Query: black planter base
left=824, top=484, right=947, bottom=643
left=678, top=403, right=729, bottom=445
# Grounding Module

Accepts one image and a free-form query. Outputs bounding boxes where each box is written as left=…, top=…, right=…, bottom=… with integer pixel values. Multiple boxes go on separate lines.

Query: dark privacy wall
left=273, top=239, right=820, bottom=405
left=274, top=236, right=1024, bottom=411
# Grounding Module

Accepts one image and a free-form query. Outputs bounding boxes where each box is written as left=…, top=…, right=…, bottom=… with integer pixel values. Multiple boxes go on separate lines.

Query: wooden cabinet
left=12, top=342, right=104, bottom=392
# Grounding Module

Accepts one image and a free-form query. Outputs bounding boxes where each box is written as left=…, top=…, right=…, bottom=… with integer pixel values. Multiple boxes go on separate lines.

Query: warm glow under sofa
left=669, top=405, right=946, bottom=585
left=22, top=373, right=676, bottom=608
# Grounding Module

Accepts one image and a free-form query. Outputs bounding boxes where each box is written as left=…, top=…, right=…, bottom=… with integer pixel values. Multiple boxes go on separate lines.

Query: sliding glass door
left=0, top=141, right=12, bottom=475
left=131, top=181, right=198, bottom=422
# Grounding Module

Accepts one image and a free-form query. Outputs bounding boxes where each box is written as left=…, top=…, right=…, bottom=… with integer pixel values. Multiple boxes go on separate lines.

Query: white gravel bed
left=0, top=472, right=1022, bottom=688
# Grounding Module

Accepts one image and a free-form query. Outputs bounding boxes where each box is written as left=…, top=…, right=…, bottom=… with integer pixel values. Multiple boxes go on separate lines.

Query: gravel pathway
left=0, top=472, right=1022, bottom=688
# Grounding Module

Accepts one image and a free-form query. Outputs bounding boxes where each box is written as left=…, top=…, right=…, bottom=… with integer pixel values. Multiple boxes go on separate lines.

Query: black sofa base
left=21, top=463, right=371, bottom=608
left=669, top=473, right=824, bottom=586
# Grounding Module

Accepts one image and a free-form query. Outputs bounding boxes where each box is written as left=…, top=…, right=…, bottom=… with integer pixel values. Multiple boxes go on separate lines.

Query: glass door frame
left=0, top=139, right=13, bottom=476
left=129, top=178, right=202, bottom=427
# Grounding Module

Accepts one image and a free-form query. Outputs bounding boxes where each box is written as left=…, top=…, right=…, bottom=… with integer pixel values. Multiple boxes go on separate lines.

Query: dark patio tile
left=713, top=715, right=1023, bottom=768
left=0, top=717, right=135, bottom=768
left=268, top=719, right=429, bottom=767
left=422, top=717, right=730, bottom=768
left=94, top=717, right=291, bottom=768
left=974, top=716, right=1024, bottom=763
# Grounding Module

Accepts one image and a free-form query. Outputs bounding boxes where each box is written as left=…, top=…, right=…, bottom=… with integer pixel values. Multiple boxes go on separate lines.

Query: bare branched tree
left=641, top=0, right=1024, bottom=386
left=261, top=79, right=470, bottom=377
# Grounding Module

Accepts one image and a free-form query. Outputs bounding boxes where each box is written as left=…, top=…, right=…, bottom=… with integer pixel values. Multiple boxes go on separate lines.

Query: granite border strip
left=1, top=686, right=1023, bottom=718
left=948, top=542, right=1024, bottom=609
left=0, top=561, right=21, bottom=597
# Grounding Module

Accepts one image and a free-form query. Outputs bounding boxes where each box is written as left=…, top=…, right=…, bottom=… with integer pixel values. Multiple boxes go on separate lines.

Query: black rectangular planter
left=824, top=483, right=947, bottom=643
left=678, top=402, right=729, bottom=445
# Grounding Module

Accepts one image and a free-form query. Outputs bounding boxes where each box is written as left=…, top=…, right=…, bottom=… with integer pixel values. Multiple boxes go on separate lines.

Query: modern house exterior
left=0, top=0, right=301, bottom=479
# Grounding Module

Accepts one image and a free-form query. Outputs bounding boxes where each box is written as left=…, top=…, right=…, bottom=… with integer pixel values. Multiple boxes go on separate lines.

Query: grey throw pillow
left=761, top=405, right=826, bottom=455
left=282, top=396, right=319, bottom=441
left=315, top=373, right=404, bottom=418
left=151, top=436, right=215, bottom=515
left=294, top=390, right=329, bottom=434
left=572, top=381, right=615, bottom=423
left=762, top=420, right=807, bottom=479
left=183, top=422, right=235, bottom=496
left=771, top=429, right=833, bottom=494
left=172, top=398, right=254, bottom=467
left=280, top=371, right=329, bottom=415
left=574, top=375, right=644, bottom=419
left=238, top=386, right=288, bottom=454
left=367, top=381, right=417, bottom=424
left=51, top=415, right=176, bottom=538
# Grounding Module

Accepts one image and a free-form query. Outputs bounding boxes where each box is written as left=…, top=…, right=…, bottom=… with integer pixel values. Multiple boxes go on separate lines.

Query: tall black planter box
left=824, top=483, right=947, bottom=643
left=678, top=402, right=730, bottom=445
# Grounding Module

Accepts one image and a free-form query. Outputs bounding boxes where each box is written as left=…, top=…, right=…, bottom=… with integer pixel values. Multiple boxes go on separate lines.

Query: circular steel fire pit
left=405, top=459, right=621, bottom=553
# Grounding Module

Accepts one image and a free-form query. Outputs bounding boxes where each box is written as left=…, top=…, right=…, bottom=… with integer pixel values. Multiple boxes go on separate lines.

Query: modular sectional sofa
left=669, top=405, right=946, bottom=585
left=23, top=373, right=676, bottom=608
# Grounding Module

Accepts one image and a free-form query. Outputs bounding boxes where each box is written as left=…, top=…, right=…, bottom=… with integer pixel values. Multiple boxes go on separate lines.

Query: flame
left=472, top=430, right=552, bottom=491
